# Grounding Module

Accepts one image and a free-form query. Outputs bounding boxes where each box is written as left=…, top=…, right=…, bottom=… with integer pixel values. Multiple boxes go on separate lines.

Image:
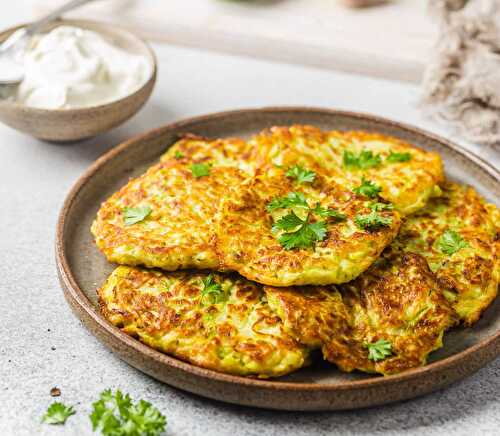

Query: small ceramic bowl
left=0, top=19, right=157, bottom=142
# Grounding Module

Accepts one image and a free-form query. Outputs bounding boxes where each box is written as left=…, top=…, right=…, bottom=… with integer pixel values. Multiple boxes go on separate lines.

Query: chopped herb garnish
left=90, top=389, right=166, bottom=436
left=353, top=177, right=382, bottom=198
left=42, top=402, right=75, bottom=425
left=365, top=339, right=393, bottom=362
left=191, top=163, right=210, bottom=178
left=369, top=202, right=394, bottom=212
left=123, top=206, right=152, bottom=226
left=343, top=149, right=382, bottom=170
left=285, top=165, right=316, bottom=184
left=437, top=229, right=468, bottom=255
left=311, top=203, right=347, bottom=221
left=174, top=151, right=184, bottom=159
left=266, top=192, right=309, bottom=212
left=355, top=210, right=392, bottom=231
left=273, top=212, right=327, bottom=250
left=200, top=274, right=226, bottom=305
left=386, top=150, right=412, bottom=163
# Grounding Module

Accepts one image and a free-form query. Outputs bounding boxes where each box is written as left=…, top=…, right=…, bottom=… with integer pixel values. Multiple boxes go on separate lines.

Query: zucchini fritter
left=249, top=125, right=444, bottom=215
left=392, top=182, right=500, bottom=325
left=98, top=266, right=309, bottom=378
left=265, top=253, right=457, bottom=375
left=91, top=160, right=247, bottom=271
left=217, top=167, right=401, bottom=286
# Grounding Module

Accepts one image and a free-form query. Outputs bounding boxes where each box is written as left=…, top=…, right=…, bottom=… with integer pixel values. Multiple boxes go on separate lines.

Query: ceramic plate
left=56, top=108, right=500, bottom=411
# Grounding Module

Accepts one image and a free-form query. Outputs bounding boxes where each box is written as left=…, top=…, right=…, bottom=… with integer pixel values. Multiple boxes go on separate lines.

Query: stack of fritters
left=93, top=126, right=499, bottom=377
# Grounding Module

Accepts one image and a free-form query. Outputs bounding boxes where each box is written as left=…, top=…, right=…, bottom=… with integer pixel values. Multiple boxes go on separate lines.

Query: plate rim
left=55, top=106, right=500, bottom=404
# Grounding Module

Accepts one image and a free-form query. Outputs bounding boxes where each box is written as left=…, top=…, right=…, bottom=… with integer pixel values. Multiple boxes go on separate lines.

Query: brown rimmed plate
left=55, top=107, right=500, bottom=411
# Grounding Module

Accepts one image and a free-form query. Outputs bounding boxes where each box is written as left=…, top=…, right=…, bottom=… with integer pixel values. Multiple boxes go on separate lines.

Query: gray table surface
left=1, top=3, right=499, bottom=435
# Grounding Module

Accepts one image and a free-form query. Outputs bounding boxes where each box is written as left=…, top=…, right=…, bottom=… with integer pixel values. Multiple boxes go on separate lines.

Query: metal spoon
left=0, top=0, right=101, bottom=85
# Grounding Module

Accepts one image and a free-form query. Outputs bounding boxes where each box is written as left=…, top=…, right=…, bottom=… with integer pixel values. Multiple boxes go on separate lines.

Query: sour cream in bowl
left=0, top=20, right=157, bottom=141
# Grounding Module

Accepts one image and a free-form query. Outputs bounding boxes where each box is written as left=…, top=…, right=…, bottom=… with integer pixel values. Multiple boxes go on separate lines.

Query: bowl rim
left=0, top=18, right=158, bottom=113
left=55, top=106, right=500, bottom=396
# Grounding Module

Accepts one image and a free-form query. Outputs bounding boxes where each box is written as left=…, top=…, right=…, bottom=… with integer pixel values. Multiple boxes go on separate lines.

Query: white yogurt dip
left=14, top=26, right=152, bottom=109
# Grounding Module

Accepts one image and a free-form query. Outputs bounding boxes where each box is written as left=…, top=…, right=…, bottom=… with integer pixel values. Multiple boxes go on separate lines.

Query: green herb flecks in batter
left=285, top=165, right=316, bottom=184
left=437, top=230, right=469, bottom=255
left=368, top=202, right=394, bottom=212
left=174, top=151, right=184, bottom=159
left=365, top=339, right=393, bottom=362
left=353, top=177, right=382, bottom=198
left=191, top=163, right=210, bottom=178
left=123, top=206, right=152, bottom=226
left=343, top=149, right=382, bottom=170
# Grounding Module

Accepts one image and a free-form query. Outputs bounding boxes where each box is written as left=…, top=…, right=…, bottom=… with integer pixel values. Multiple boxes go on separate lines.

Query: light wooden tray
left=35, top=0, right=436, bottom=83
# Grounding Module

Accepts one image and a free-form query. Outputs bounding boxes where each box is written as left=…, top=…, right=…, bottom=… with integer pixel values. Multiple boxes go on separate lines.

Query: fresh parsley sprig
left=285, top=165, right=316, bottom=184
left=437, top=229, right=468, bottom=255
left=90, top=389, right=166, bottom=436
left=365, top=339, right=393, bottom=362
left=353, top=177, right=382, bottom=198
left=200, top=274, right=226, bottom=305
left=355, top=210, right=392, bottom=231
left=123, top=206, right=152, bottom=226
left=267, top=194, right=346, bottom=250
left=386, top=150, right=412, bottom=163
left=42, top=402, right=76, bottom=425
left=343, top=149, right=382, bottom=170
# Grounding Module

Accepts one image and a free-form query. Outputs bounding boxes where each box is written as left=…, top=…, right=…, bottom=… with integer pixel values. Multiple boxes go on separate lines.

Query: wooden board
left=35, top=0, right=436, bottom=83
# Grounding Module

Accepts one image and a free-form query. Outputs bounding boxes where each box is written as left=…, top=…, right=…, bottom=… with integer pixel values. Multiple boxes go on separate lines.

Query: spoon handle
left=26, top=0, right=102, bottom=35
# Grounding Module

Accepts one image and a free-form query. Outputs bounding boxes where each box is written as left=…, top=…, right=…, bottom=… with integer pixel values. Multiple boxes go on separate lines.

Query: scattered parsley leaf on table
left=123, top=206, right=152, bottom=226
left=42, top=402, right=76, bottom=425
left=365, top=339, right=393, bottom=362
left=437, top=229, right=469, bottom=255
left=353, top=177, right=382, bottom=198
left=200, top=274, right=226, bottom=305
left=386, top=150, right=412, bottom=163
left=355, top=210, right=392, bottom=231
left=343, top=149, right=382, bottom=170
left=285, top=165, right=316, bottom=184
left=90, top=389, right=167, bottom=436
left=266, top=192, right=309, bottom=211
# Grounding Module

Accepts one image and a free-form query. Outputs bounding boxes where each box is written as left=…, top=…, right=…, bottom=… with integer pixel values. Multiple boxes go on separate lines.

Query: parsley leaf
left=437, top=230, right=468, bottom=255
left=353, top=177, right=382, bottom=198
left=42, top=402, right=76, bottom=425
left=266, top=192, right=309, bottom=212
left=386, top=150, right=412, bottom=163
left=271, top=210, right=304, bottom=233
left=355, top=210, right=392, bottom=231
left=311, top=203, right=347, bottom=221
left=365, top=339, right=393, bottom=362
left=275, top=215, right=327, bottom=250
left=285, top=165, right=316, bottom=184
left=90, top=389, right=166, bottom=436
left=123, top=206, right=152, bottom=226
left=191, top=163, right=210, bottom=178
left=200, top=274, right=226, bottom=305
left=174, top=151, right=184, bottom=159
left=368, top=202, right=394, bottom=212
left=343, top=149, right=382, bottom=170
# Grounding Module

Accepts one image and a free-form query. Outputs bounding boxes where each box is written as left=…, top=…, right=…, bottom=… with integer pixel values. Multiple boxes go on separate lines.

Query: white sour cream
left=15, top=26, right=152, bottom=109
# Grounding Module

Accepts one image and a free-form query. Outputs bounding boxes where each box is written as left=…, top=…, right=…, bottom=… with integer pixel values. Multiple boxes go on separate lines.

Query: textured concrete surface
left=1, top=2, right=499, bottom=435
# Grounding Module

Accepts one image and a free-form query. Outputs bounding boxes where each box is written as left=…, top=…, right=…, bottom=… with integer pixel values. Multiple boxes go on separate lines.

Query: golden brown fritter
left=98, top=266, right=309, bottom=378
left=265, top=253, right=457, bottom=375
left=249, top=125, right=444, bottom=215
left=392, top=182, right=500, bottom=325
left=91, top=159, right=247, bottom=271
left=217, top=167, right=401, bottom=286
